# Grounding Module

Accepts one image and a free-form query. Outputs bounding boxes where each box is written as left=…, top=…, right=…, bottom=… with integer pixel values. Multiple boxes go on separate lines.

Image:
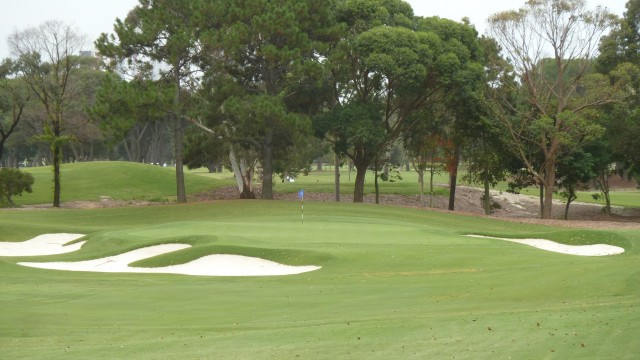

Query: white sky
left=0, top=0, right=628, bottom=59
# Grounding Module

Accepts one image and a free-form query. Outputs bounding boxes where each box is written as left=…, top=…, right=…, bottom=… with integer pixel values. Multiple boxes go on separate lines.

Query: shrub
left=0, top=168, right=34, bottom=207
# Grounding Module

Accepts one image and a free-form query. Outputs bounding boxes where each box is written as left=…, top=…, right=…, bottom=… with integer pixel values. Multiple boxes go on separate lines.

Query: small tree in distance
left=0, top=167, right=34, bottom=207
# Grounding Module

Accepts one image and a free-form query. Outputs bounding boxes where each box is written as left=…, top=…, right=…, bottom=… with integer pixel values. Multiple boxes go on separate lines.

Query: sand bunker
left=19, top=244, right=320, bottom=276
left=0, top=234, right=86, bottom=256
left=6, top=235, right=321, bottom=276
left=466, top=234, right=625, bottom=256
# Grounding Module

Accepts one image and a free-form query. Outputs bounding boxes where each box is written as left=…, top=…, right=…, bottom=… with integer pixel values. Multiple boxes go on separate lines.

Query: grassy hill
left=15, top=161, right=235, bottom=205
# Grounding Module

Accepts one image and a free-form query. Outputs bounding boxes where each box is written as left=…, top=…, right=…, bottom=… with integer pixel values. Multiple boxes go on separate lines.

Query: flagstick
left=301, top=189, right=304, bottom=224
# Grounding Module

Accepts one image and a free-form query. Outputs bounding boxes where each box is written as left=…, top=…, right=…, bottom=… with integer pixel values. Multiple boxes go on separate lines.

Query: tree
left=488, top=0, right=617, bottom=218
left=556, top=148, right=594, bottom=220
left=199, top=0, right=337, bottom=200
left=461, top=36, right=517, bottom=215
left=403, top=107, right=447, bottom=207
left=0, top=167, right=34, bottom=207
left=96, top=0, right=206, bottom=203
left=63, top=55, right=108, bottom=162
left=8, top=21, right=86, bottom=207
left=598, top=0, right=640, bottom=182
left=320, top=1, right=485, bottom=202
left=0, top=60, right=31, bottom=164
left=90, top=73, right=173, bottom=163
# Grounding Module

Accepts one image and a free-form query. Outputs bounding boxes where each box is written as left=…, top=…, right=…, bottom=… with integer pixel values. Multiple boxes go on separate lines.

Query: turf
left=15, top=161, right=234, bottom=205
left=1, top=201, right=638, bottom=359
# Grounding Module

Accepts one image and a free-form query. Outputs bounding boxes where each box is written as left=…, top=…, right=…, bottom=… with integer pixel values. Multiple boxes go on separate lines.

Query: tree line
left=1, top=0, right=639, bottom=219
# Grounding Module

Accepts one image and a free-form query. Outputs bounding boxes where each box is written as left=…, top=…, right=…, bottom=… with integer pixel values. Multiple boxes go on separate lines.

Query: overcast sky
left=0, top=0, right=628, bottom=59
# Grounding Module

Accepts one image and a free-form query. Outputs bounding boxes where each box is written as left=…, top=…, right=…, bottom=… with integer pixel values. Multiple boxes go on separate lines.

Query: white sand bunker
left=466, top=235, right=624, bottom=256
left=0, top=234, right=86, bottom=257
left=18, top=243, right=321, bottom=276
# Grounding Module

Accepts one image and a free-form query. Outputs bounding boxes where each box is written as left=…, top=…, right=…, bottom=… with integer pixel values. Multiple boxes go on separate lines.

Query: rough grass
left=1, top=201, right=638, bottom=359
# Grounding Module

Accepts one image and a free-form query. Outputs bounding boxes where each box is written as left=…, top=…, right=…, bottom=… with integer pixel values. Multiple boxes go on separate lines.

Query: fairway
left=1, top=201, right=638, bottom=359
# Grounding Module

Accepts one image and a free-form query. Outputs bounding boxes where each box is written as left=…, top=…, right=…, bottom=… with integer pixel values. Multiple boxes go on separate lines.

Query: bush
left=0, top=168, right=34, bottom=207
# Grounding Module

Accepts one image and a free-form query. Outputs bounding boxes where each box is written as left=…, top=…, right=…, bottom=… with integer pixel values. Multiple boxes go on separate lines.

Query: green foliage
left=488, top=0, right=617, bottom=218
left=0, top=167, right=34, bottom=207
left=194, top=0, right=338, bottom=199
left=318, top=4, right=485, bottom=202
left=0, top=60, right=31, bottom=162
left=90, top=74, right=172, bottom=147
left=597, top=1, right=640, bottom=180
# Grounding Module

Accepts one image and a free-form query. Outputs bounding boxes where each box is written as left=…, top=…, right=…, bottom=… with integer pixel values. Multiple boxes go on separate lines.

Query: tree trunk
left=229, top=146, right=244, bottom=193
left=563, top=192, right=576, bottom=220
left=261, top=127, right=274, bottom=200
left=448, top=172, right=457, bottom=211
left=334, top=152, right=340, bottom=202
left=374, top=165, right=380, bottom=204
left=418, top=169, right=424, bottom=206
left=542, top=162, right=556, bottom=219
left=483, top=171, right=491, bottom=215
left=447, top=151, right=460, bottom=211
left=52, top=125, right=62, bottom=208
left=429, top=164, right=435, bottom=208
left=353, top=160, right=368, bottom=203
left=597, top=171, right=611, bottom=215
left=539, top=183, right=544, bottom=219
left=51, top=141, right=62, bottom=207
left=174, top=70, right=187, bottom=203
left=174, top=116, right=186, bottom=203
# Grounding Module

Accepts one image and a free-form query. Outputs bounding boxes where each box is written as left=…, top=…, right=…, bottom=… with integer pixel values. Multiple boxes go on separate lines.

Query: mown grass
left=15, top=161, right=234, bottom=205
left=19, top=162, right=630, bottom=209
left=1, top=162, right=638, bottom=358
left=1, top=200, right=639, bottom=359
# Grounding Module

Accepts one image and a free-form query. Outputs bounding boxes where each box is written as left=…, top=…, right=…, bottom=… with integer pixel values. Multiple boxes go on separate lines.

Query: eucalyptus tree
left=8, top=21, right=86, bottom=207
left=96, top=0, right=207, bottom=202
left=488, top=0, right=617, bottom=219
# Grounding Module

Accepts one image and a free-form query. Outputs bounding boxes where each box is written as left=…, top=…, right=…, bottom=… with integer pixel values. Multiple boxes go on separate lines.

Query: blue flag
left=298, top=189, right=304, bottom=199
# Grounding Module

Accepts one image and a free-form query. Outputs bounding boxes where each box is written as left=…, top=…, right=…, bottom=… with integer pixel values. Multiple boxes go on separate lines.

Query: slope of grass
left=15, top=161, right=234, bottom=205
left=1, top=201, right=638, bottom=359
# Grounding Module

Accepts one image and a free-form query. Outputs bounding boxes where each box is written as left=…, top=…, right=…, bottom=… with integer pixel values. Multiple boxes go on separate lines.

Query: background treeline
left=1, top=0, right=639, bottom=218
